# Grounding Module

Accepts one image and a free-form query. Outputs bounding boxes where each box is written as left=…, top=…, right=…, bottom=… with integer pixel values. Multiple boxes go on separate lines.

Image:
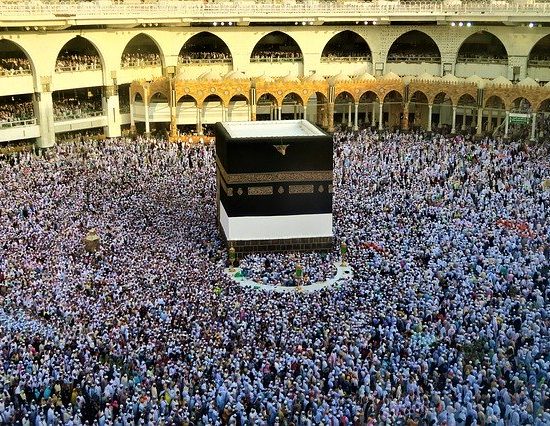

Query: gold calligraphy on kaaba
left=288, top=184, right=314, bottom=194
left=248, top=186, right=274, bottom=196
left=216, top=158, right=332, bottom=185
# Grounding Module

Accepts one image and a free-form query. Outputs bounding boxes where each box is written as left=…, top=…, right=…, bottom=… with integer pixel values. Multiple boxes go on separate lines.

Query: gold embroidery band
left=248, top=186, right=274, bottom=196
left=216, top=158, right=332, bottom=185
left=218, top=173, right=233, bottom=196
left=288, top=184, right=314, bottom=194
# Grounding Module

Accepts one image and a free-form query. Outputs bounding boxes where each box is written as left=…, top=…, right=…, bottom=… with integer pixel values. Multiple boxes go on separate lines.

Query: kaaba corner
left=215, top=120, right=334, bottom=253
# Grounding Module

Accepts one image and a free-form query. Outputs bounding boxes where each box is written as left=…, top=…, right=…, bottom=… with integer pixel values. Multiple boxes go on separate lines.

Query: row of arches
left=135, top=86, right=550, bottom=113
left=2, top=29, right=550, bottom=76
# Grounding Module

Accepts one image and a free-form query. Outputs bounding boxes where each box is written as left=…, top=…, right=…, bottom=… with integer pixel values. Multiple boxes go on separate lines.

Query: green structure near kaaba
left=215, top=120, right=334, bottom=253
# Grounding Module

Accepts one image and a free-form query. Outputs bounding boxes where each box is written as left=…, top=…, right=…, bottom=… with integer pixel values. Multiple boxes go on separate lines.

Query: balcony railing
left=386, top=55, right=440, bottom=64
left=0, top=68, right=32, bottom=77
left=54, top=110, right=104, bottom=122
left=320, top=55, right=372, bottom=63
left=528, top=58, right=550, bottom=67
left=55, top=64, right=102, bottom=72
left=250, top=56, right=303, bottom=63
left=178, top=57, right=232, bottom=65
left=0, top=118, right=36, bottom=128
left=1, top=1, right=548, bottom=23
left=120, top=60, right=162, bottom=68
left=456, top=56, right=508, bottom=65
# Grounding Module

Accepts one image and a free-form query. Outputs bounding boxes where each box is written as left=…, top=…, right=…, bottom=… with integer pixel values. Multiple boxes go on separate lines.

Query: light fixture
left=458, top=22, right=463, bottom=27
left=220, top=22, right=224, bottom=26
left=302, top=21, right=306, bottom=25
left=529, top=22, right=535, bottom=28
left=364, top=21, right=368, bottom=25
left=466, top=22, right=471, bottom=27
left=372, top=20, right=377, bottom=25
left=213, top=22, right=217, bottom=26
left=228, top=22, right=233, bottom=26
left=451, top=22, right=455, bottom=26
left=309, top=21, right=313, bottom=25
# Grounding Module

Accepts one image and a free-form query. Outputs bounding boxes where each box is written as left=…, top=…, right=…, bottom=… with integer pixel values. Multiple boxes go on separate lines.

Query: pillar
left=347, top=102, right=352, bottom=126
left=371, top=102, right=376, bottom=127
left=278, top=106, right=282, bottom=120
left=451, top=106, right=457, bottom=134
left=250, top=104, right=256, bottom=121
left=496, top=110, right=502, bottom=128
left=144, top=95, right=150, bottom=136
left=353, top=103, right=359, bottom=131
left=378, top=102, right=383, bottom=131
left=169, top=87, right=177, bottom=140
left=476, top=107, right=483, bottom=136
left=427, top=104, right=433, bottom=132
left=129, top=99, right=136, bottom=134
left=487, top=109, right=492, bottom=132
left=504, top=111, right=509, bottom=137
left=402, top=102, right=409, bottom=131
left=102, top=85, right=121, bottom=138
left=196, top=106, right=202, bottom=135
left=34, top=86, right=55, bottom=148
left=530, top=112, right=537, bottom=141
left=328, top=102, right=335, bottom=132
left=461, top=106, right=467, bottom=131
left=303, top=105, right=308, bottom=121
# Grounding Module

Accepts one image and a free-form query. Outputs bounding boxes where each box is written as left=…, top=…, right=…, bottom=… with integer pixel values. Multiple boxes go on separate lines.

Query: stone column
left=378, top=102, right=383, bottom=131
left=530, top=112, right=537, bottom=141
left=461, top=106, right=467, bottom=131
left=277, top=106, right=282, bottom=120
left=427, top=104, right=433, bottom=132
left=402, top=102, right=409, bottom=131
left=129, top=99, right=136, bottom=134
left=196, top=106, right=202, bottom=135
left=487, top=109, right=492, bottom=132
left=504, top=111, right=509, bottom=137
left=34, top=78, right=55, bottom=148
left=144, top=92, right=150, bottom=136
left=476, top=107, right=483, bottom=136
left=250, top=104, right=256, bottom=121
left=169, top=87, right=177, bottom=140
left=451, top=106, right=457, bottom=134
left=102, top=85, right=121, bottom=138
left=328, top=102, right=335, bottom=132
left=353, top=103, right=359, bottom=131
left=347, top=102, right=352, bottom=127
left=303, top=105, right=308, bottom=121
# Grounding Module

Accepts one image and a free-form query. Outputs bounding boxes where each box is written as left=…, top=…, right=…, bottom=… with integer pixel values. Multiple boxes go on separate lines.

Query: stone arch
left=432, top=92, right=453, bottom=131
left=484, top=95, right=505, bottom=133
left=382, top=90, right=404, bottom=129
left=55, top=35, right=103, bottom=72
left=456, top=31, right=508, bottom=64
left=334, top=91, right=355, bottom=127
left=121, top=33, right=163, bottom=68
left=387, top=30, right=441, bottom=64
left=203, top=94, right=224, bottom=124
left=250, top=31, right=303, bottom=61
left=281, top=92, right=304, bottom=120
left=149, top=92, right=168, bottom=103
left=358, top=90, right=380, bottom=127
left=537, top=97, right=550, bottom=112
left=0, top=39, right=34, bottom=76
left=177, top=94, right=198, bottom=104
left=528, top=34, right=550, bottom=64
left=228, top=94, right=249, bottom=121
left=456, top=94, right=478, bottom=132
left=134, top=92, right=144, bottom=102
left=178, top=32, right=233, bottom=64
left=409, top=90, right=429, bottom=129
left=321, top=30, right=372, bottom=61
left=256, top=92, right=278, bottom=120
left=306, top=91, right=329, bottom=127
left=510, top=96, right=532, bottom=113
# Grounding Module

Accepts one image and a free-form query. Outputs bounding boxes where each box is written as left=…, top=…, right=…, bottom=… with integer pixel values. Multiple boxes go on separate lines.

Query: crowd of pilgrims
left=0, top=129, right=549, bottom=426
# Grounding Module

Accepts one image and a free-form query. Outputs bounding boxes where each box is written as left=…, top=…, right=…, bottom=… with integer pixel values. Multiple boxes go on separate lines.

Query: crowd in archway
left=0, top=129, right=549, bottom=425
left=0, top=101, right=34, bottom=126
left=56, top=55, right=102, bottom=72
left=0, top=57, right=31, bottom=75
left=121, top=53, right=162, bottom=68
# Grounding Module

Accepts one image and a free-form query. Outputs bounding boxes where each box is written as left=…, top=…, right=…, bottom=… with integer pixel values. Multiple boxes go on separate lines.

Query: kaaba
left=215, top=120, right=333, bottom=253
